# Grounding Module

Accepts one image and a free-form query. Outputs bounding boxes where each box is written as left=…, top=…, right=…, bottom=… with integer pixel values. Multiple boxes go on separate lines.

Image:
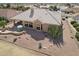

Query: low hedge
left=71, top=21, right=79, bottom=32
left=73, top=23, right=79, bottom=28
left=71, top=21, right=79, bottom=41
left=76, top=27, right=79, bottom=32
left=71, top=21, right=77, bottom=25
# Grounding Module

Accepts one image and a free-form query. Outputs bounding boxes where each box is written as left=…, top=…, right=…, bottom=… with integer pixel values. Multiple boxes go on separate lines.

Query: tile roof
left=10, top=8, right=61, bottom=25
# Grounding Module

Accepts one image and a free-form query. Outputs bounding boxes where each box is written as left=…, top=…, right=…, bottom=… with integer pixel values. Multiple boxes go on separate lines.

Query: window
left=37, top=27, right=40, bottom=30
left=25, top=24, right=28, bottom=27
left=29, top=23, right=33, bottom=28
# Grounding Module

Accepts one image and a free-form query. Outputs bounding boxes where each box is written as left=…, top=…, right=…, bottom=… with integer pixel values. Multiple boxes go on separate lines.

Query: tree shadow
left=45, top=30, right=64, bottom=48
left=25, top=27, right=64, bottom=48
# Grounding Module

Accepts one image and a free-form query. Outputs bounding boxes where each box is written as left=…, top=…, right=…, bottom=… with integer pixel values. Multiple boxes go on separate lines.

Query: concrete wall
left=42, top=23, right=49, bottom=32
left=33, top=20, right=41, bottom=30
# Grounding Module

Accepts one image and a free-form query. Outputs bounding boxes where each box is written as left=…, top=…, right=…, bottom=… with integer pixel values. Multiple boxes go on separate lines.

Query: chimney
left=29, top=8, right=34, bottom=18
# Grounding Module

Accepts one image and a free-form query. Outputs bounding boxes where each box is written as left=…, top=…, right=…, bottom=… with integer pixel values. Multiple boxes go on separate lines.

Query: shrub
left=48, top=25, right=62, bottom=39
left=49, top=6, right=53, bottom=9
left=25, top=7, right=30, bottom=10
left=71, top=21, right=77, bottom=25
left=0, top=17, right=7, bottom=28
left=49, top=5, right=58, bottom=11
left=62, top=18, right=65, bottom=21
left=76, top=26, right=79, bottom=32
left=0, top=20, right=7, bottom=28
left=6, top=4, right=10, bottom=8
left=73, top=23, right=79, bottom=28
left=75, top=32, right=79, bottom=41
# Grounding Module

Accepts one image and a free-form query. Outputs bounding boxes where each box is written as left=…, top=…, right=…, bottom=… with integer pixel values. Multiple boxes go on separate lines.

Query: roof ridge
left=45, top=9, right=61, bottom=25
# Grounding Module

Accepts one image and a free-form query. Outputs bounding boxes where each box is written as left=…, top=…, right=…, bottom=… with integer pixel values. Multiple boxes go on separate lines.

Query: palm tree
left=48, top=25, right=62, bottom=39
left=6, top=3, right=10, bottom=8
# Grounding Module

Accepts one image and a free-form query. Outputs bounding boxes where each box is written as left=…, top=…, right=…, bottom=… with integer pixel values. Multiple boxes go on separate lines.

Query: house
left=64, top=6, right=79, bottom=14
left=10, top=8, right=61, bottom=32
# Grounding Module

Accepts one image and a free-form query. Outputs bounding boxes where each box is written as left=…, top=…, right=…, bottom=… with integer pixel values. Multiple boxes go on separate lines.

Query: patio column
left=13, top=20, right=15, bottom=25
left=22, top=21, right=25, bottom=26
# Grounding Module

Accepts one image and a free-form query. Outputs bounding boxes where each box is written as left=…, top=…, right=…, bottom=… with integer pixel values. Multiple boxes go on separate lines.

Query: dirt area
left=0, top=40, right=45, bottom=56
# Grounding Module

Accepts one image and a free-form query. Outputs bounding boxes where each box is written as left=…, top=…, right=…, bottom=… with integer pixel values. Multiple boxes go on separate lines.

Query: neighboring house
left=64, top=6, right=79, bottom=14
left=10, top=8, right=61, bottom=32
left=0, top=9, right=22, bottom=20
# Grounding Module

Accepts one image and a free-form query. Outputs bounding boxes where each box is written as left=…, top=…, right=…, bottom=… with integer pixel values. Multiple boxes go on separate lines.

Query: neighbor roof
left=10, top=8, right=61, bottom=25
left=0, top=9, right=22, bottom=19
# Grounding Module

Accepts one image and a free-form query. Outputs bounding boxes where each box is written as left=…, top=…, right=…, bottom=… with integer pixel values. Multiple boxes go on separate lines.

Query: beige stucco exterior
left=42, top=23, right=49, bottom=32
left=13, top=19, right=49, bottom=32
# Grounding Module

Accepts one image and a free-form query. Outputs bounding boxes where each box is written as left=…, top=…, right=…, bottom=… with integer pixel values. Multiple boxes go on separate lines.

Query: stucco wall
left=42, top=23, right=49, bottom=32
left=15, top=19, right=49, bottom=32
left=33, top=20, right=42, bottom=30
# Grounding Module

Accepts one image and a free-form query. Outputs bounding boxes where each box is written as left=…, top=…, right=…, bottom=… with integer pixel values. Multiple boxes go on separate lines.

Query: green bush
left=49, top=5, right=58, bottom=11
left=0, top=20, right=7, bottom=28
left=76, top=26, right=79, bottom=32
left=71, top=21, right=77, bottom=25
left=0, top=16, right=7, bottom=28
left=73, top=23, right=79, bottom=28
left=48, top=25, right=62, bottom=39
left=75, top=32, right=79, bottom=41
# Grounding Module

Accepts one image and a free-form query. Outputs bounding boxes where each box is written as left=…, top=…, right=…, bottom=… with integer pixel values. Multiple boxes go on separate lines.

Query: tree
left=0, top=20, right=7, bottom=28
left=0, top=17, right=7, bottom=28
left=6, top=4, right=10, bottom=8
left=66, top=3, right=72, bottom=8
left=49, top=5, right=58, bottom=11
left=75, top=32, right=79, bottom=41
left=48, top=25, right=62, bottom=39
left=53, top=6, right=58, bottom=11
